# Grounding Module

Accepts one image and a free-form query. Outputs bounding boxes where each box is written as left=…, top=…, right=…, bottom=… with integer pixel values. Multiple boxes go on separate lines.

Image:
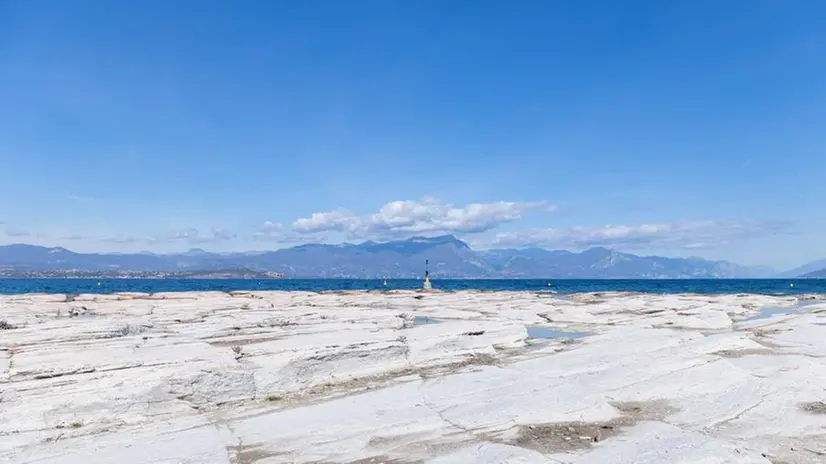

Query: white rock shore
left=2, top=290, right=826, bottom=463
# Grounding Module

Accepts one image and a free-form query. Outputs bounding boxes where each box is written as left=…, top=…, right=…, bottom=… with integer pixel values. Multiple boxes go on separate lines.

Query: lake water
left=0, top=278, right=822, bottom=295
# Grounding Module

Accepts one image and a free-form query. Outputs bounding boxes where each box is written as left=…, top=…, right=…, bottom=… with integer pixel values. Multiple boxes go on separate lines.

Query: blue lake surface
left=0, top=278, right=822, bottom=295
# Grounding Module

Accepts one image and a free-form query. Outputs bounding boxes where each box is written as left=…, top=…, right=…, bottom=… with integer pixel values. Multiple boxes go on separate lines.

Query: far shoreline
left=0, top=276, right=814, bottom=280
left=0, top=277, right=823, bottom=298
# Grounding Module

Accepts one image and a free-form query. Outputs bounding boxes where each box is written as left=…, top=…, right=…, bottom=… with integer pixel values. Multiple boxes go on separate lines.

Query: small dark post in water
left=423, top=259, right=432, bottom=290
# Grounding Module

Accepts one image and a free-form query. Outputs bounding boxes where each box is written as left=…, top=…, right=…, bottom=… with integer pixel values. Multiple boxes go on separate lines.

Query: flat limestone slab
left=1, top=290, right=825, bottom=463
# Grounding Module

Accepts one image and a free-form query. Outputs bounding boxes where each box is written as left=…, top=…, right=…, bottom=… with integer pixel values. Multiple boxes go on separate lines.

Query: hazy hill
left=780, top=258, right=826, bottom=278
left=800, top=268, right=826, bottom=278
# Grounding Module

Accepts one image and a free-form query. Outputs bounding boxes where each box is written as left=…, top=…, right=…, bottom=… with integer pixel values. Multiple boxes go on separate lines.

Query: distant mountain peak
left=404, top=234, right=469, bottom=248
left=580, top=246, right=615, bottom=257
left=183, top=248, right=208, bottom=256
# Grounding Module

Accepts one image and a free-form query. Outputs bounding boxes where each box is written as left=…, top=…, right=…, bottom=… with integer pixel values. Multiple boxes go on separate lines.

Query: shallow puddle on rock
left=413, top=315, right=442, bottom=326
left=527, top=326, right=591, bottom=340
left=737, top=299, right=826, bottom=324
left=741, top=306, right=792, bottom=322
left=700, top=330, right=732, bottom=337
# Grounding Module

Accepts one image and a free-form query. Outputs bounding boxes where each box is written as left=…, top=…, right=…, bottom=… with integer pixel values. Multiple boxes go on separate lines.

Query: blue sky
left=0, top=0, right=824, bottom=269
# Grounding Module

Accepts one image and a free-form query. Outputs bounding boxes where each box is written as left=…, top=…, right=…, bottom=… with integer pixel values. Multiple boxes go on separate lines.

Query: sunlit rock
left=1, top=290, right=824, bottom=463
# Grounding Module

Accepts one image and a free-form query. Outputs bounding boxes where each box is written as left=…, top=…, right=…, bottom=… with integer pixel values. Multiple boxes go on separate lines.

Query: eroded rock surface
left=2, top=290, right=826, bottom=463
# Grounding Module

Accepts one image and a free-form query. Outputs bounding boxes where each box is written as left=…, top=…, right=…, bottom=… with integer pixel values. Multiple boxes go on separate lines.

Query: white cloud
left=145, top=228, right=237, bottom=245
left=253, top=221, right=327, bottom=243
left=3, top=227, right=31, bottom=237
left=163, top=229, right=200, bottom=241
left=101, top=235, right=141, bottom=244
left=480, top=219, right=791, bottom=250
left=252, top=221, right=284, bottom=239
left=293, top=211, right=354, bottom=234
left=251, top=221, right=289, bottom=242
left=60, top=234, right=89, bottom=241
left=209, top=228, right=235, bottom=241
left=291, top=198, right=555, bottom=240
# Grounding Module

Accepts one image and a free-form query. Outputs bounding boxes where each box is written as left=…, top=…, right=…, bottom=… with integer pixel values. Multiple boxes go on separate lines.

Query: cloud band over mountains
left=480, top=219, right=792, bottom=251
left=0, top=198, right=791, bottom=252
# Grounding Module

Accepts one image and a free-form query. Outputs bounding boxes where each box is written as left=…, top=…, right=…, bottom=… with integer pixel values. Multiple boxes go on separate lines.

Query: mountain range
left=1, top=235, right=817, bottom=278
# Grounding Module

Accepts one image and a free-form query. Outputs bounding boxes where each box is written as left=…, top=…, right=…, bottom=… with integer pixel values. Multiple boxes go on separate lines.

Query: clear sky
left=0, top=0, right=824, bottom=270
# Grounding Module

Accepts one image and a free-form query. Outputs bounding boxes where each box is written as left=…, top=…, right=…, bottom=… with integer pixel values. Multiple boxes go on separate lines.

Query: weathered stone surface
left=2, top=290, right=826, bottom=463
